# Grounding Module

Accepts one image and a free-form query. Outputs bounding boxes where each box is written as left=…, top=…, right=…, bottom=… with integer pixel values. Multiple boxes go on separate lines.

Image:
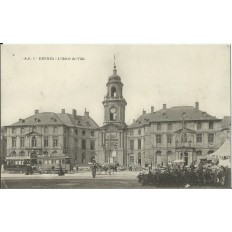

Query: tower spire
left=114, top=54, right=116, bottom=69
left=113, top=54, right=117, bottom=75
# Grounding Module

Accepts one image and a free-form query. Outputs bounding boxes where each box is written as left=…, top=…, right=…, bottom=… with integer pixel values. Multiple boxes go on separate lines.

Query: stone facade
left=5, top=109, right=99, bottom=168
left=4, top=63, right=231, bottom=169
left=127, top=104, right=228, bottom=167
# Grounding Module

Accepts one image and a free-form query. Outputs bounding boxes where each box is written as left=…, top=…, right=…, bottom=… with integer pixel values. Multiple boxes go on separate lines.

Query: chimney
left=195, top=101, right=199, bottom=110
left=163, top=104, right=166, bottom=110
left=142, top=109, right=146, bottom=115
left=72, top=109, right=77, bottom=118
left=62, top=109, right=65, bottom=114
left=151, top=106, right=154, bottom=113
left=35, top=110, right=39, bottom=114
left=84, top=108, right=89, bottom=118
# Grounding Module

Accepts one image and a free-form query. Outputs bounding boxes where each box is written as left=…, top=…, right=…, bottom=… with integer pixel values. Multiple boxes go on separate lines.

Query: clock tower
left=96, top=57, right=127, bottom=166
left=102, top=60, right=127, bottom=127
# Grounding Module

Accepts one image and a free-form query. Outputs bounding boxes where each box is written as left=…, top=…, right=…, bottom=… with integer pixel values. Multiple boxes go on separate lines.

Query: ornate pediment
left=25, top=131, right=41, bottom=137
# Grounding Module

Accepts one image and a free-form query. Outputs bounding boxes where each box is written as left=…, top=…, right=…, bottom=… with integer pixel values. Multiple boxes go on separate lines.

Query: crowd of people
left=137, top=161, right=231, bottom=188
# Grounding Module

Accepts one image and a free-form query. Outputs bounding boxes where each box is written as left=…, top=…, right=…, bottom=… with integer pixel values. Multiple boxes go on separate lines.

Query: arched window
left=32, top=136, right=37, bottom=147
left=138, top=152, right=141, bottom=166
left=82, top=152, right=86, bottom=163
left=19, top=150, right=25, bottom=156
left=11, top=150, right=16, bottom=157
left=43, top=151, right=48, bottom=156
left=111, top=87, right=116, bottom=97
left=156, top=151, right=162, bottom=166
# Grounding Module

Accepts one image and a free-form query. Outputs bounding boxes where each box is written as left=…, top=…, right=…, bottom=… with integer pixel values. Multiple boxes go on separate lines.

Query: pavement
left=1, top=170, right=140, bottom=179
left=1, top=170, right=146, bottom=189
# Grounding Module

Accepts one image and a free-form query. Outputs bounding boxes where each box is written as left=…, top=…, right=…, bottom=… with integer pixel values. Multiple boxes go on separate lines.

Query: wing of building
left=5, top=109, right=99, bottom=170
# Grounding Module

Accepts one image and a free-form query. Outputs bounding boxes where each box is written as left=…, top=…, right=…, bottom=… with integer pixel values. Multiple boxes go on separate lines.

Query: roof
left=7, top=112, right=99, bottom=129
left=128, top=106, right=221, bottom=128
left=108, top=68, right=122, bottom=84
left=221, top=116, right=231, bottom=130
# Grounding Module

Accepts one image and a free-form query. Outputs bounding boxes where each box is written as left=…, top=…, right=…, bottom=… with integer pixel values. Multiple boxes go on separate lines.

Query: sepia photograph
left=1, top=44, right=231, bottom=189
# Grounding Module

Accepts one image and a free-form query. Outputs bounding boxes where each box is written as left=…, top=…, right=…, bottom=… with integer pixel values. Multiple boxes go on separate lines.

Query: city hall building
left=4, top=63, right=230, bottom=169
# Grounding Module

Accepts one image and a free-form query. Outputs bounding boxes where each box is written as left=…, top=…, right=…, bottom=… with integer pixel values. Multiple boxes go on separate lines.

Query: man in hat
left=91, top=159, right=97, bottom=178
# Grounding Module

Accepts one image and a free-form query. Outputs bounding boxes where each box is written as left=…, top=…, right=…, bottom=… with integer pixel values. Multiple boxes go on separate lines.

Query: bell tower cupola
left=102, top=55, right=127, bottom=126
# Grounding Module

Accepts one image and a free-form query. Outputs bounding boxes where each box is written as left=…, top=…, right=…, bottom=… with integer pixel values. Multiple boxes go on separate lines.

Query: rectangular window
left=53, top=127, right=57, bottom=133
left=156, top=134, right=161, bottom=144
left=90, top=140, right=95, bottom=150
left=44, top=127, right=48, bottom=133
left=82, top=130, right=85, bottom=136
left=53, top=138, right=58, bottom=147
left=197, top=123, right=201, bottom=130
left=129, top=130, right=134, bottom=136
left=181, top=134, right=187, bottom=143
left=138, top=139, right=141, bottom=149
left=91, top=131, right=95, bottom=137
left=20, top=137, right=25, bottom=147
left=168, top=123, right=172, bottom=130
left=21, top=128, right=25, bottom=134
left=197, top=134, right=202, bottom=143
left=157, top=124, right=161, bottom=131
left=75, top=129, right=78, bottom=135
left=82, top=139, right=86, bottom=149
left=129, top=156, right=134, bottom=163
left=44, top=137, right=49, bottom=147
left=12, top=137, right=16, bottom=147
left=167, top=134, right=172, bottom=144
left=12, top=128, right=16, bottom=134
left=208, top=134, right=214, bottom=143
left=130, top=140, right=134, bottom=150
left=197, top=151, right=202, bottom=156
left=209, top=122, right=214, bottom=129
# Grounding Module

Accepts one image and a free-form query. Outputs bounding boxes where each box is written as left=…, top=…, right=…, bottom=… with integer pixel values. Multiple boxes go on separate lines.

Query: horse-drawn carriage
left=90, top=162, right=120, bottom=176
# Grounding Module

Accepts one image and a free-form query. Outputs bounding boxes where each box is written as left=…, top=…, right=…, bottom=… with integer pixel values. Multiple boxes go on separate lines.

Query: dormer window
left=182, top=112, right=187, bottom=118
left=162, top=113, right=167, bottom=119
left=51, top=117, right=57, bottom=122
left=34, top=118, right=41, bottom=123
left=201, top=112, right=206, bottom=118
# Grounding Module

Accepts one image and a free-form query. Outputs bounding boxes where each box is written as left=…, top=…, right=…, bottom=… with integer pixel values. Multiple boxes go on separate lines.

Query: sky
left=1, top=44, right=231, bottom=126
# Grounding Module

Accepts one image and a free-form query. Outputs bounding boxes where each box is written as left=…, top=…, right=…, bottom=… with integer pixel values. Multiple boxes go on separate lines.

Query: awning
left=207, top=139, right=230, bottom=159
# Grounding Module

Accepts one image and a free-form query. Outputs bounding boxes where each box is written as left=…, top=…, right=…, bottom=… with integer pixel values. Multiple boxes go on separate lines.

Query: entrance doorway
left=181, top=152, right=188, bottom=166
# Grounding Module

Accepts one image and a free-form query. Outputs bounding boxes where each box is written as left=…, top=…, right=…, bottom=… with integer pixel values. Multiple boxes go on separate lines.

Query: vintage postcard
left=0, top=44, right=231, bottom=189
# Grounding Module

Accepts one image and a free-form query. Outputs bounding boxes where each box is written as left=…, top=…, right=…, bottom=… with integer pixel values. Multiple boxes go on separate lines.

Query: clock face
left=110, top=107, right=116, bottom=113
